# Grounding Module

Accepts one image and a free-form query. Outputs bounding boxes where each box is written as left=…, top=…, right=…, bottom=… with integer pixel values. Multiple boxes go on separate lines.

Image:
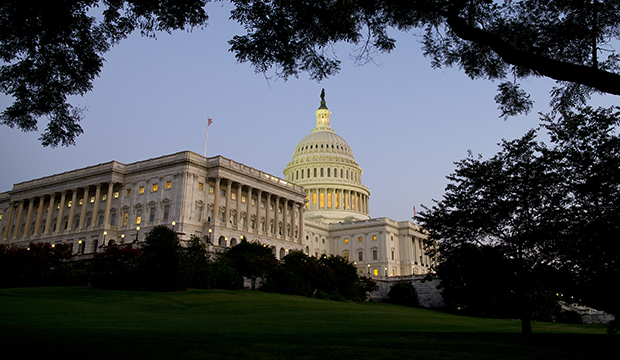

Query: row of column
left=209, top=177, right=305, bottom=240
left=2, top=183, right=115, bottom=240
left=307, top=188, right=369, bottom=214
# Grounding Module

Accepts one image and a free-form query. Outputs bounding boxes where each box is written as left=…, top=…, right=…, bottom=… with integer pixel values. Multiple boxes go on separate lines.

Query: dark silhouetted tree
left=222, top=240, right=278, bottom=290
left=140, top=225, right=184, bottom=291
left=387, top=281, right=419, bottom=307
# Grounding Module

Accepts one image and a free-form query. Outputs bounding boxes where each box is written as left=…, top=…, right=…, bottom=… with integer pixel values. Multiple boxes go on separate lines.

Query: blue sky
left=1, top=3, right=616, bottom=221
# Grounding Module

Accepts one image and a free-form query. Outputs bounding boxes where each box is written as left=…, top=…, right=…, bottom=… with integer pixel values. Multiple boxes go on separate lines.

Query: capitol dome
left=284, top=90, right=370, bottom=223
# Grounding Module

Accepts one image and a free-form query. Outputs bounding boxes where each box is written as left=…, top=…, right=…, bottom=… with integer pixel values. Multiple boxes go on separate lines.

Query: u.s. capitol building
left=1, top=93, right=432, bottom=277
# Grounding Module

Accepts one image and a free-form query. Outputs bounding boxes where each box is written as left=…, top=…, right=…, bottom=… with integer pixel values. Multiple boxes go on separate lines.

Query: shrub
left=387, top=281, right=419, bottom=307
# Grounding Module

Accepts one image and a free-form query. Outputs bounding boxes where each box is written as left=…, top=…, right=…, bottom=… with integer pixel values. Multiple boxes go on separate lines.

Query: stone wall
left=369, top=275, right=444, bottom=308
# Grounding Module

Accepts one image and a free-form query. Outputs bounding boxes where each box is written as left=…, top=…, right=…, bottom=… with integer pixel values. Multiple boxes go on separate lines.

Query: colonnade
left=1, top=182, right=115, bottom=241
left=208, top=176, right=305, bottom=241
left=305, top=187, right=369, bottom=214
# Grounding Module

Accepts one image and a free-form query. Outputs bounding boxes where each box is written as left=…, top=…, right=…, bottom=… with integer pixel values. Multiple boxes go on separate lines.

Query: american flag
left=207, top=117, right=213, bottom=127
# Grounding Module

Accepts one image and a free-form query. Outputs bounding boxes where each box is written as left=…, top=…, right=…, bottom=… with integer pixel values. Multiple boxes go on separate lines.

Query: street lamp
left=367, top=264, right=370, bottom=274
left=135, top=226, right=140, bottom=242
left=120, top=233, right=125, bottom=244
left=102, top=231, right=107, bottom=247
left=172, top=220, right=176, bottom=232
left=207, top=228, right=212, bottom=244
left=384, top=267, right=388, bottom=277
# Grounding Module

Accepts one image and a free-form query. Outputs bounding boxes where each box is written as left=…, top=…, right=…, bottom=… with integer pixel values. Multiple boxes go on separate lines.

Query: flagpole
left=203, top=123, right=209, bottom=157
left=203, top=117, right=212, bottom=157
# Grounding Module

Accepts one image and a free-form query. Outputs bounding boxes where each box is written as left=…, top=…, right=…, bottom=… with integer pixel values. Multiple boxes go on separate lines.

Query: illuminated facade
left=0, top=92, right=432, bottom=276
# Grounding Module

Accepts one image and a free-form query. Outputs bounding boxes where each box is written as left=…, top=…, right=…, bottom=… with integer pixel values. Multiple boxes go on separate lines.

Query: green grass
left=0, top=287, right=614, bottom=359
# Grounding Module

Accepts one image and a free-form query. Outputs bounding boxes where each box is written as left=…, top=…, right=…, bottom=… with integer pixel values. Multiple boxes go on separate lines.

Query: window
left=358, top=251, right=363, bottom=261
left=327, top=168, right=331, bottom=177
left=270, top=203, right=274, bottom=211
left=196, top=206, right=203, bottom=221
left=67, top=200, right=72, bottom=208
left=163, top=205, right=170, bottom=221
left=391, top=250, right=395, bottom=260
left=166, top=181, right=172, bottom=189
left=218, top=210, right=224, bottom=222
left=139, top=186, right=144, bottom=194
left=358, top=237, right=362, bottom=242
left=102, top=194, right=107, bottom=201
left=251, top=198, right=256, bottom=206
left=320, top=168, right=324, bottom=177
left=344, top=253, right=349, bottom=261
left=242, top=195, right=246, bottom=203
left=57, top=203, right=61, bottom=209
left=198, top=182, right=204, bottom=190
left=86, top=217, right=92, bottom=227
left=152, top=184, right=158, bottom=192
left=251, top=219, right=256, bottom=229
left=314, top=168, right=317, bottom=177
left=231, top=193, right=236, bottom=200
left=312, top=193, right=317, bottom=204
left=149, top=208, right=156, bottom=222
left=373, top=269, right=378, bottom=276
left=241, top=216, right=246, bottom=227
left=372, top=235, right=377, bottom=241
left=123, top=212, right=129, bottom=226
left=126, top=189, right=131, bottom=197
left=220, top=189, right=226, bottom=197
left=209, top=186, right=214, bottom=193
left=344, top=238, right=349, bottom=244
left=261, top=201, right=265, bottom=208
left=307, top=169, right=310, bottom=178
left=113, top=191, right=119, bottom=198
left=79, top=198, right=84, bottom=205
left=372, top=250, right=378, bottom=260
left=110, top=213, right=116, bottom=226
left=327, top=193, right=331, bottom=208
left=136, top=210, right=142, bottom=224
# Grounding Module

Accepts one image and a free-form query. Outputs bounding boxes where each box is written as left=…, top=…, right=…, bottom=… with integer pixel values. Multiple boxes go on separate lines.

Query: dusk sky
left=1, top=3, right=616, bottom=221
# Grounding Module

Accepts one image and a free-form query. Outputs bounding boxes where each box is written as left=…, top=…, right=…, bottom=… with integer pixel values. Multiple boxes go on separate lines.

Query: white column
left=2, top=202, right=14, bottom=239
left=274, top=195, right=280, bottom=236
left=67, top=189, right=78, bottom=232
left=225, top=180, right=232, bottom=223
left=245, top=186, right=253, bottom=229
left=103, top=182, right=114, bottom=228
left=91, top=184, right=102, bottom=228
left=23, top=198, right=35, bottom=238
left=79, top=187, right=90, bottom=230
left=12, top=200, right=24, bottom=238
left=213, top=177, right=221, bottom=223
left=44, top=194, right=56, bottom=234
left=236, top=183, right=242, bottom=226
left=55, top=191, right=67, bottom=233
left=33, top=198, right=44, bottom=235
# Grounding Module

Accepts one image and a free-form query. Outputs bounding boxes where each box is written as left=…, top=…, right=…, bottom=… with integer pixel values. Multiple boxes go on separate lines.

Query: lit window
left=79, top=199, right=83, bottom=205
left=67, top=201, right=72, bottom=208
left=231, top=193, right=236, bottom=200
left=242, top=195, right=246, bottom=203
left=198, top=182, right=204, bottom=190
left=209, top=186, right=214, bottom=193
left=136, top=210, right=142, bottom=224
left=139, top=186, right=144, bottom=194
left=278, top=206, right=282, bottom=213
left=123, top=213, right=128, bottom=226
left=344, top=253, right=349, bottom=261
left=166, top=181, right=172, bottom=189
left=373, top=269, right=378, bottom=276
left=57, top=203, right=61, bottom=209
left=344, top=238, right=349, bottom=244
left=126, top=189, right=131, bottom=197
left=113, top=191, right=119, bottom=198
left=152, top=184, right=158, bottom=192
left=358, top=237, right=362, bottom=242
left=372, top=235, right=377, bottom=241
left=102, top=194, right=107, bottom=201
left=261, top=201, right=265, bottom=208
left=312, top=193, right=317, bottom=204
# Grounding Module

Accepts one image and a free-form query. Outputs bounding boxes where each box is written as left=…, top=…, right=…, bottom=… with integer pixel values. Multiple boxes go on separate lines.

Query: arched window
left=314, top=168, right=317, bottom=177
left=279, top=248, right=286, bottom=259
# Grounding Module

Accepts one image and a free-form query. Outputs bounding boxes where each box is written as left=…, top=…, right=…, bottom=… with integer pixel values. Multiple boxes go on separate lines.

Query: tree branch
left=445, top=14, right=620, bottom=96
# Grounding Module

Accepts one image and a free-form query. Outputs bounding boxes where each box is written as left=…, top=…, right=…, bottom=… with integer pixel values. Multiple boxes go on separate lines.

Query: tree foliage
left=139, top=225, right=185, bottom=291
left=0, top=0, right=208, bottom=146
left=387, top=281, right=419, bottom=307
left=221, top=240, right=278, bottom=290
left=229, top=0, right=620, bottom=115
left=419, top=105, right=620, bottom=334
left=0, top=242, right=73, bottom=287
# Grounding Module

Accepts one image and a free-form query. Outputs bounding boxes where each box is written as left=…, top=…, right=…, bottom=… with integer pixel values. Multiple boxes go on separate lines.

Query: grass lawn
left=0, top=287, right=614, bottom=360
